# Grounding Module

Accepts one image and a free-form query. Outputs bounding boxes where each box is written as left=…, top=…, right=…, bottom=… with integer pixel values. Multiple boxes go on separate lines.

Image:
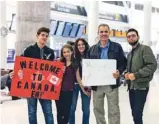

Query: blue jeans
left=27, top=98, right=54, bottom=124
left=69, top=84, right=90, bottom=124
left=129, top=88, right=149, bottom=124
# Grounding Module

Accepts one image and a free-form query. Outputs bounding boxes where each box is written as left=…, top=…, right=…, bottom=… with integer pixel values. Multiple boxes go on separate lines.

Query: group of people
left=1, top=24, right=157, bottom=124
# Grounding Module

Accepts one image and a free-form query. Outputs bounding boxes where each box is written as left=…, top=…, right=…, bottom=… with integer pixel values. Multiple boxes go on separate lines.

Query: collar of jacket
left=131, top=43, right=140, bottom=52
left=97, top=40, right=116, bottom=52
left=33, top=42, right=47, bottom=50
left=98, top=40, right=110, bottom=49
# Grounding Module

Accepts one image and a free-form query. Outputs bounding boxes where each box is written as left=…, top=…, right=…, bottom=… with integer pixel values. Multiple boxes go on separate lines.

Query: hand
left=79, top=84, right=91, bottom=97
left=124, top=72, right=130, bottom=80
left=61, top=66, right=66, bottom=74
left=113, top=70, right=120, bottom=79
left=128, top=73, right=136, bottom=81
left=56, top=58, right=61, bottom=61
left=81, top=87, right=91, bottom=97
left=9, top=71, right=14, bottom=79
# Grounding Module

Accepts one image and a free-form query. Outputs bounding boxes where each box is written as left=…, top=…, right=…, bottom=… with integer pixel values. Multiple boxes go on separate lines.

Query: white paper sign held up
left=82, top=59, right=116, bottom=86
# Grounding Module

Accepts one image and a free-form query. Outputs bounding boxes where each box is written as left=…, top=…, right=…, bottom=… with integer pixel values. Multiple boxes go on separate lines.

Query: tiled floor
left=0, top=69, right=159, bottom=124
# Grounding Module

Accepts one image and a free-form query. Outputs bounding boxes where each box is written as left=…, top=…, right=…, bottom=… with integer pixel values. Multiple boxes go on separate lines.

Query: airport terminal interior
left=0, top=1, right=159, bottom=124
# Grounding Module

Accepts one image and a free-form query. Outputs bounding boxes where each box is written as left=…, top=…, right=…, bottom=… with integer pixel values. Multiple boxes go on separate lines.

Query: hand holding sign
left=113, top=70, right=120, bottom=79
left=9, top=71, right=14, bottom=79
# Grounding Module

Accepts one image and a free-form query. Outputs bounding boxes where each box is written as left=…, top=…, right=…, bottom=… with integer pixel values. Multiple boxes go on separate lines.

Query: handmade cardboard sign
left=10, top=56, right=64, bottom=100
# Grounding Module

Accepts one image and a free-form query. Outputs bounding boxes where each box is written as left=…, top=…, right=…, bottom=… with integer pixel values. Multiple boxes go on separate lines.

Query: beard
left=129, top=40, right=138, bottom=46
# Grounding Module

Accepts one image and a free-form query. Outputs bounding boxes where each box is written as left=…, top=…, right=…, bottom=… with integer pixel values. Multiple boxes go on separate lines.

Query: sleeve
left=51, top=50, right=55, bottom=60
left=1, top=74, right=9, bottom=89
left=117, top=44, right=127, bottom=75
left=86, top=47, right=91, bottom=59
left=134, top=46, right=157, bottom=78
left=21, top=47, right=30, bottom=57
left=49, top=49, right=55, bottom=61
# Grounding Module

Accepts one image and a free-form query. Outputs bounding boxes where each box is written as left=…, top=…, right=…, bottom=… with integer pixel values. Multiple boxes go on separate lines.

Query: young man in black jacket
left=22, top=27, right=54, bottom=124
left=87, top=24, right=127, bottom=124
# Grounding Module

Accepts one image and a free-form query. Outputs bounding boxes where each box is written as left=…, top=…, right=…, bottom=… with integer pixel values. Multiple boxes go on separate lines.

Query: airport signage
left=51, top=1, right=87, bottom=16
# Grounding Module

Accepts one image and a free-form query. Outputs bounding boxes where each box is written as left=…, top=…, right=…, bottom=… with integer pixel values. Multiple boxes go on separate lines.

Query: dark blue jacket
left=87, top=40, right=127, bottom=90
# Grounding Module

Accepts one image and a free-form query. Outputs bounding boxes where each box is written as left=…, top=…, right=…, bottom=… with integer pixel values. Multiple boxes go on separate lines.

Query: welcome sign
left=10, top=56, right=64, bottom=100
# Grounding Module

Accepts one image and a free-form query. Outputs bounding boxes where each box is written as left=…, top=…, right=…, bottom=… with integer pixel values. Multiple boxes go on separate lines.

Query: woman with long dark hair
left=69, top=38, right=91, bottom=124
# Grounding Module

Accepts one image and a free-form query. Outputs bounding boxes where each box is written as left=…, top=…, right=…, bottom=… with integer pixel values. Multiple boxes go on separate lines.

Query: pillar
left=87, top=1, right=99, bottom=46
left=15, top=1, right=51, bottom=56
left=143, top=1, right=152, bottom=46
left=0, top=1, right=7, bottom=69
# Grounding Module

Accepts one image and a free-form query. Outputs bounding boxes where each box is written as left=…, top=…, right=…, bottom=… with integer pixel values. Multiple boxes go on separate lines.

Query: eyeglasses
left=99, top=31, right=109, bottom=33
left=127, top=34, right=136, bottom=39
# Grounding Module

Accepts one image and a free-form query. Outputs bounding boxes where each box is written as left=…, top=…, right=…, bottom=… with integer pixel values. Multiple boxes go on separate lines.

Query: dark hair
left=37, top=27, right=50, bottom=35
left=67, top=41, right=75, bottom=47
left=74, top=38, right=89, bottom=61
left=60, top=44, right=76, bottom=68
left=126, top=28, right=139, bottom=37
left=98, top=24, right=110, bottom=33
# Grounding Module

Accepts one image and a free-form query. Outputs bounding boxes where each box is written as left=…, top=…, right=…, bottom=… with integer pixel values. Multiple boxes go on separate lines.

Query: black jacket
left=87, top=40, right=127, bottom=90
left=22, top=43, right=55, bottom=61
